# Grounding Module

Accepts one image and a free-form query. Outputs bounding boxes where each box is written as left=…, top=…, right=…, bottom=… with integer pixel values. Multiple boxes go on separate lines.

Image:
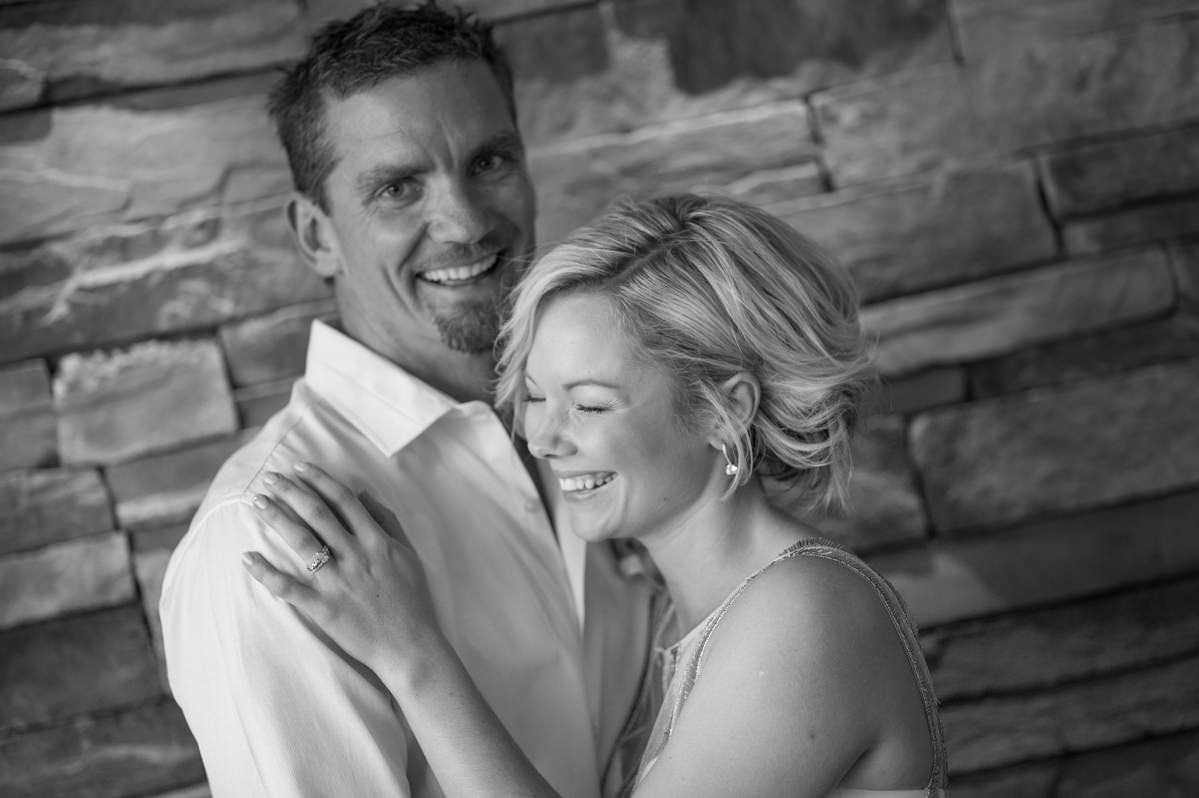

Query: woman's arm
left=242, top=462, right=560, bottom=798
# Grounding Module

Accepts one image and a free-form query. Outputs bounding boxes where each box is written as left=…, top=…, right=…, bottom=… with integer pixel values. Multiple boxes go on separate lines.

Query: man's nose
left=427, top=182, right=493, bottom=245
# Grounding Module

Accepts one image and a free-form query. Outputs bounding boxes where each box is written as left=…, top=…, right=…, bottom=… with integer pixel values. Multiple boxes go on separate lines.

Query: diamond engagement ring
left=306, top=544, right=332, bottom=575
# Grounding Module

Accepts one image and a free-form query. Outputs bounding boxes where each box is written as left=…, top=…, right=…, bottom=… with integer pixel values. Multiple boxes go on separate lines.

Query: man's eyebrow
left=475, top=129, right=524, bottom=155
left=355, top=163, right=422, bottom=199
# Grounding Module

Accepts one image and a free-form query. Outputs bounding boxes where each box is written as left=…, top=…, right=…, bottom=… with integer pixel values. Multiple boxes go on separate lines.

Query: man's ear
left=286, top=192, right=343, bottom=279
left=709, top=371, right=760, bottom=445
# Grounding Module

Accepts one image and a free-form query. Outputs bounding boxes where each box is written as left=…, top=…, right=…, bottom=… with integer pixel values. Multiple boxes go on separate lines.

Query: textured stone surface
left=768, top=162, right=1057, bottom=303
left=219, top=300, right=336, bottom=387
left=721, top=160, right=826, bottom=207
left=1054, top=728, right=1199, bottom=797
left=0, top=0, right=304, bottom=112
left=135, top=547, right=173, bottom=692
left=0, top=468, right=113, bottom=556
left=505, top=0, right=950, bottom=146
left=106, top=434, right=244, bottom=528
left=0, top=359, right=56, bottom=470
left=1176, top=240, right=1199, bottom=310
left=926, top=577, right=1199, bottom=701
left=878, top=367, right=966, bottom=416
left=911, top=361, right=1199, bottom=533
left=0, top=202, right=331, bottom=363
left=815, top=19, right=1199, bottom=185
left=130, top=523, right=189, bottom=554
left=1063, top=195, right=1199, bottom=253
left=814, top=414, right=926, bottom=552
left=968, top=314, right=1199, bottom=398
left=942, top=652, right=1199, bottom=773
left=530, top=102, right=815, bottom=245
left=0, top=82, right=287, bottom=245
left=948, top=762, right=1057, bottom=798
left=0, top=605, right=159, bottom=732
left=235, top=378, right=296, bottom=430
left=953, top=0, right=1199, bottom=58
left=1040, top=123, right=1199, bottom=216
left=148, top=785, right=212, bottom=798
left=873, top=489, right=1199, bottom=626
left=0, top=532, right=134, bottom=630
left=863, top=248, right=1175, bottom=377
left=0, top=702, right=204, bottom=798
left=54, top=338, right=237, bottom=465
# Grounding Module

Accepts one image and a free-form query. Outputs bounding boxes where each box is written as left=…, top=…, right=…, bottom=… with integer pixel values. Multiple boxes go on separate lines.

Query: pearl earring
left=721, top=444, right=739, bottom=477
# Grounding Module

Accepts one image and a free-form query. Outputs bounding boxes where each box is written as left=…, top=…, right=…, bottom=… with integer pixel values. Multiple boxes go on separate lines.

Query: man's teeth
left=423, top=256, right=497, bottom=284
left=558, top=473, right=615, bottom=493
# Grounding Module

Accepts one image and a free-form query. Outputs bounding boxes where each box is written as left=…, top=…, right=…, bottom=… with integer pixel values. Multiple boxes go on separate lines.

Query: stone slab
left=863, top=247, right=1175, bottom=377
left=1176, top=240, right=1199, bottom=314
left=219, top=299, right=336, bottom=387
left=106, top=434, right=246, bottom=529
left=871, top=489, right=1199, bottom=627
left=877, top=367, right=966, bottom=416
left=0, top=359, right=56, bottom=470
left=54, top=338, right=237, bottom=465
left=911, top=361, right=1199, bottom=533
left=814, top=19, right=1199, bottom=185
left=767, top=162, right=1057, bottom=303
left=130, top=523, right=190, bottom=554
left=812, top=414, right=927, bottom=552
left=0, top=88, right=288, bottom=245
left=926, top=577, right=1199, bottom=701
left=0, top=702, right=204, bottom=798
left=949, top=728, right=1199, bottom=795
left=722, top=161, right=826, bottom=207
left=1064, top=195, right=1199, bottom=254
left=235, top=378, right=296, bottom=431
left=1040, top=123, right=1199, bottom=217
left=0, top=605, right=159, bottom=732
left=530, top=102, right=816, bottom=246
left=503, top=0, right=951, bottom=147
left=0, top=0, right=304, bottom=112
left=0, top=532, right=134, bottom=630
left=0, top=202, right=331, bottom=363
left=135, top=547, right=173, bottom=693
left=968, top=314, right=1199, bottom=398
left=953, top=0, right=1199, bottom=58
left=0, top=467, right=113, bottom=556
left=942, top=651, right=1199, bottom=773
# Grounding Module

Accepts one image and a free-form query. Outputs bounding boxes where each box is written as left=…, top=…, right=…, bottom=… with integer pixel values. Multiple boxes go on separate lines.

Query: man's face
left=314, top=59, right=536, bottom=367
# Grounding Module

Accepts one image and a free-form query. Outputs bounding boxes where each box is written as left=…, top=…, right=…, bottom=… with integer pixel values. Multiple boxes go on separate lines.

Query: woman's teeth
left=423, top=255, right=498, bottom=284
left=558, top=473, right=615, bottom=493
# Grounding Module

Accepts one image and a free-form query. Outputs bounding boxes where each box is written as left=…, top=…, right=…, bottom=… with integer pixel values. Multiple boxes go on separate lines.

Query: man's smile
left=420, top=253, right=500, bottom=285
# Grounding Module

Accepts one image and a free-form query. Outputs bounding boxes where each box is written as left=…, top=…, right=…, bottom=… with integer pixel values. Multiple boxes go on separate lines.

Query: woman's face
left=522, top=291, right=718, bottom=543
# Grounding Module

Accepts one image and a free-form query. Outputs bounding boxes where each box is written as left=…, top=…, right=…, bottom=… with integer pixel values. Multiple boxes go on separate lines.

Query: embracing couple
left=160, top=3, right=947, bottom=797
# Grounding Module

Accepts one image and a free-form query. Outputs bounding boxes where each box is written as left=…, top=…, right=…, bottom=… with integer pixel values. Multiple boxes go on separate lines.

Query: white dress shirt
left=161, top=322, right=655, bottom=798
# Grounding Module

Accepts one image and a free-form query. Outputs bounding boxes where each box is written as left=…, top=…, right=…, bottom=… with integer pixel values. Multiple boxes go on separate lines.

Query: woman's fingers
left=260, top=471, right=355, bottom=554
left=250, top=491, right=332, bottom=570
left=242, top=551, right=324, bottom=620
left=290, top=462, right=390, bottom=550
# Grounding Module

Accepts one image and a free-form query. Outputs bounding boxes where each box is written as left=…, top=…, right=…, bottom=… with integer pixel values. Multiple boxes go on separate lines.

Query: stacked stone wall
left=2, top=1, right=1198, bottom=795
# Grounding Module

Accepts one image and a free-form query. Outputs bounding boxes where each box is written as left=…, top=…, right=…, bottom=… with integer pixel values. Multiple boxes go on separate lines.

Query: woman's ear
left=286, top=193, right=344, bottom=279
left=710, top=371, right=760, bottom=445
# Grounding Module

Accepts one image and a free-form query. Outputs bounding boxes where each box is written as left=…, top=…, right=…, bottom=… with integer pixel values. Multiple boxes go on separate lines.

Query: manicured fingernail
left=263, top=472, right=279, bottom=485
left=241, top=552, right=256, bottom=568
left=252, top=494, right=269, bottom=510
left=293, top=461, right=309, bottom=472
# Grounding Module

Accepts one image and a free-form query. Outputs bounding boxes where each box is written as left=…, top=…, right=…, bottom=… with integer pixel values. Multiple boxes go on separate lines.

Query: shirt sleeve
left=160, top=497, right=413, bottom=797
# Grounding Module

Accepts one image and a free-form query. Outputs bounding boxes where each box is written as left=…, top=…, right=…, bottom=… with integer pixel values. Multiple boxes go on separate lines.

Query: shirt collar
left=305, top=320, right=463, bottom=457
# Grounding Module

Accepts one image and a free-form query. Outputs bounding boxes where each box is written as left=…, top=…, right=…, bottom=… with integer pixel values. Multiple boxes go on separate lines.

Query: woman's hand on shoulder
left=241, top=462, right=441, bottom=679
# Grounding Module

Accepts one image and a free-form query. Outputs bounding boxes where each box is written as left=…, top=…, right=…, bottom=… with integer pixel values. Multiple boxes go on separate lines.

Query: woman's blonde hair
left=496, top=194, right=874, bottom=513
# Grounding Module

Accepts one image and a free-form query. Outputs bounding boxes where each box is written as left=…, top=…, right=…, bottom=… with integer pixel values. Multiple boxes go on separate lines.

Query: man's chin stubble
left=433, top=300, right=502, bottom=354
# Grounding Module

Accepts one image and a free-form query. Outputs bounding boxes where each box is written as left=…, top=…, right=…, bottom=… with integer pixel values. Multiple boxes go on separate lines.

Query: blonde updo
left=496, top=194, right=874, bottom=513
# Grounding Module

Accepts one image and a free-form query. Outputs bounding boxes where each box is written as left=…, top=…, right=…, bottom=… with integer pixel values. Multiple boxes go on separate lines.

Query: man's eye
left=377, top=182, right=420, bottom=203
left=472, top=152, right=511, bottom=176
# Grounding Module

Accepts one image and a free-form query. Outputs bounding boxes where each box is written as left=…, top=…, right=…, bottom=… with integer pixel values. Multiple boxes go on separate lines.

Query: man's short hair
left=268, top=1, right=516, bottom=211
